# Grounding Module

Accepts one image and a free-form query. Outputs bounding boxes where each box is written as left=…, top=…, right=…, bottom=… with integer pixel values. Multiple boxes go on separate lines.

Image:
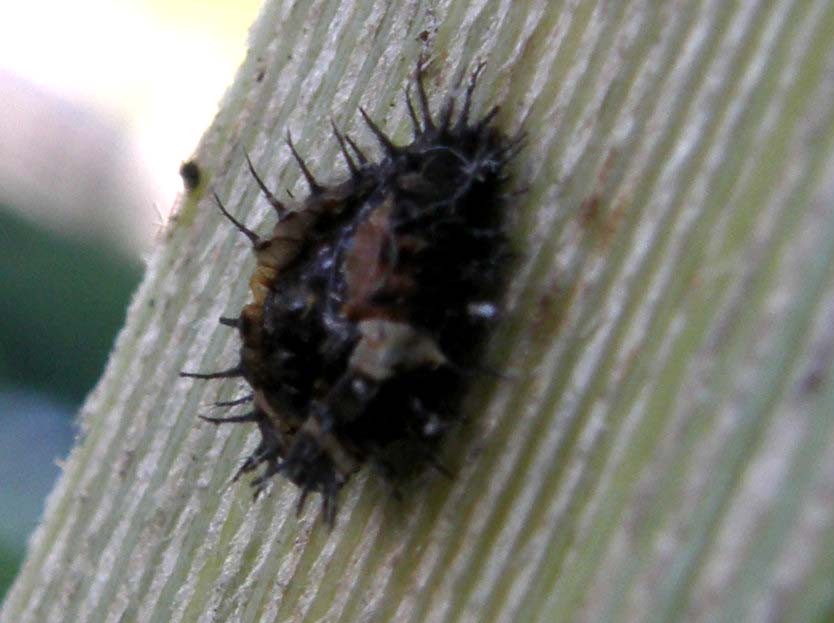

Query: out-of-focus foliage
left=0, top=546, right=18, bottom=602
left=0, top=206, right=143, bottom=403
left=0, top=205, right=142, bottom=599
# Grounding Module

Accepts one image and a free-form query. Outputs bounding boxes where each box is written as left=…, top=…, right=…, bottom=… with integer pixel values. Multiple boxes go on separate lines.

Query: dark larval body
left=182, top=61, right=521, bottom=524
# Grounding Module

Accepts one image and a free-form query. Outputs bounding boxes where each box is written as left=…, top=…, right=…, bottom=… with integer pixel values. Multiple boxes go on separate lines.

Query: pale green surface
left=4, top=1, right=834, bottom=621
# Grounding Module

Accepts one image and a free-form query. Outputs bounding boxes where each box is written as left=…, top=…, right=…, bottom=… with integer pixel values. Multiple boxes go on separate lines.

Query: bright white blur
left=0, top=0, right=261, bottom=254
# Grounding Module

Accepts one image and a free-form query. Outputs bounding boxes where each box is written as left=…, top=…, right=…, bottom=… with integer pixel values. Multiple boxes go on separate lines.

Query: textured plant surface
left=4, top=1, right=834, bottom=622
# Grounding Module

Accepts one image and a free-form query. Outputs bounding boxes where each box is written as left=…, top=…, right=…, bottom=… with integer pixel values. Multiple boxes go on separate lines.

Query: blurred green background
left=0, top=206, right=142, bottom=597
left=0, top=0, right=262, bottom=601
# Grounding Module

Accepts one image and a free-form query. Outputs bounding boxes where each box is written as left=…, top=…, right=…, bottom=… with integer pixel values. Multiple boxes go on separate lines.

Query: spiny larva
left=182, top=60, right=522, bottom=525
